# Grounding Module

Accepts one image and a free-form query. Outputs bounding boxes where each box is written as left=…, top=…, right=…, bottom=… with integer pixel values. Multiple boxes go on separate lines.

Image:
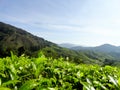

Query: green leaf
left=108, top=75, right=118, bottom=86
left=10, top=51, right=15, bottom=61
left=118, top=77, right=120, bottom=86
left=93, top=81, right=108, bottom=90
left=2, top=80, right=20, bottom=87
left=19, top=79, right=38, bottom=90
left=0, top=87, right=11, bottom=90
left=0, top=78, right=1, bottom=86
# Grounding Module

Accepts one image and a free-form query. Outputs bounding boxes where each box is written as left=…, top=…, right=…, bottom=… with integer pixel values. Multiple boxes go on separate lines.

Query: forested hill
left=0, top=22, right=119, bottom=66
left=0, top=22, right=57, bottom=57
left=0, top=22, right=91, bottom=64
left=0, top=22, right=83, bottom=62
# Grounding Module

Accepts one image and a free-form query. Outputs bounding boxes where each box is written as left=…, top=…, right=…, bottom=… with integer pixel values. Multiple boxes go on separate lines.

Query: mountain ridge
left=0, top=21, right=97, bottom=64
left=58, top=43, right=77, bottom=48
left=69, top=43, right=120, bottom=53
left=1, top=21, right=120, bottom=66
left=0, top=22, right=57, bottom=57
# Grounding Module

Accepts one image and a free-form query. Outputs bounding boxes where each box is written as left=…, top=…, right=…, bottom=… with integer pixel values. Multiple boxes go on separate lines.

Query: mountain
left=58, top=43, right=77, bottom=48
left=0, top=22, right=56, bottom=57
left=71, top=44, right=120, bottom=53
left=94, top=44, right=120, bottom=53
left=0, top=22, right=94, bottom=63
left=1, top=22, right=119, bottom=66
left=71, top=43, right=120, bottom=62
left=71, top=46, right=93, bottom=50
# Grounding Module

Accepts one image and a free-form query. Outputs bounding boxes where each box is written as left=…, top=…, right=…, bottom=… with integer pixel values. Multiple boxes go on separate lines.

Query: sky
left=0, top=0, right=120, bottom=46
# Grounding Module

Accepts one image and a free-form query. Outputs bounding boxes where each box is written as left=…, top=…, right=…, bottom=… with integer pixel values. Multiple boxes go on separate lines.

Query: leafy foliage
left=0, top=53, right=120, bottom=90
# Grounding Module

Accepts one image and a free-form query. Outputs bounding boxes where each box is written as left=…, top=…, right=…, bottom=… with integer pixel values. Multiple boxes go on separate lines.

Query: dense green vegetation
left=0, top=52, right=120, bottom=90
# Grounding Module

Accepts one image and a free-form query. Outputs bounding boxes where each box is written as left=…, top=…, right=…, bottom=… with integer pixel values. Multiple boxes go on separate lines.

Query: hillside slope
left=0, top=22, right=56, bottom=57
left=0, top=22, right=119, bottom=66
left=0, top=22, right=90, bottom=63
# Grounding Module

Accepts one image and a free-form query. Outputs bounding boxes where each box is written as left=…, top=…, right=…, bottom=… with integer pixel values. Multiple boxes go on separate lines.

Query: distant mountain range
left=58, top=43, right=77, bottom=48
left=0, top=22, right=96, bottom=64
left=59, top=43, right=120, bottom=61
left=71, top=44, right=120, bottom=53
left=1, top=21, right=120, bottom=66
left=59, top=43, right=120, bottom=53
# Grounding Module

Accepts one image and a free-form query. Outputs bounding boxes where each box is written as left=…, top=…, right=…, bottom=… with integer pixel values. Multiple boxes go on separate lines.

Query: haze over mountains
left=59, top=43, right=120, bottom=53
left=59, top=43, right=120, bottom=61
left=58, top=43, right=77, bottom=48
left=74, top=44, right=120, bottom=53
left=1, top=21, right=120, bottom=66
left=0, top=21, right=94, bottom=63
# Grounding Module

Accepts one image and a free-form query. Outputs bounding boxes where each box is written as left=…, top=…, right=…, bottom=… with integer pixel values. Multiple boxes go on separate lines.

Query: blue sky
left=0, top=0, right=120, bottom=46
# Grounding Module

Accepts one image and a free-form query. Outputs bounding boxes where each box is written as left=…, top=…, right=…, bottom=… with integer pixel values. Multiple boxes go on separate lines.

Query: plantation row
left=0, top=52, right=120, bottom=90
